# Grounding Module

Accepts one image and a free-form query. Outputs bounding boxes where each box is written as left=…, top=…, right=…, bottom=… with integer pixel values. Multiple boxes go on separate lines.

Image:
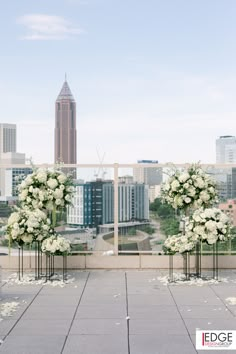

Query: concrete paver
left=1, top=269, right=236, bottom=353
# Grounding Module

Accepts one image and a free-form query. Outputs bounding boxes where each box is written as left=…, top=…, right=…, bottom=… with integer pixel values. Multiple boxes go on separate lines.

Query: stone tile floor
left=0, top=269, right=236, bottom=353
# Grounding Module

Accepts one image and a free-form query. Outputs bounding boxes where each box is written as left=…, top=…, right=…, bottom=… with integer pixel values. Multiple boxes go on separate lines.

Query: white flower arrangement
left=41, top=235, right=71, bottom=255
left=163, top=232, right=198, bottom=255
left=6, top=207, right=52, bottom=246
left=18, top=168, right=74, bottom=212
left=186, top=207, right=231, bottom=245
left=161, top=164, right=218, bottom=210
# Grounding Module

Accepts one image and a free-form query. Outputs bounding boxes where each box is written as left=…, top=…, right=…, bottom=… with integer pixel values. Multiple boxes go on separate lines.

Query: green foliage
left=127, top=228, right=137, bottom=236
left=150, top=197, right=179, bottom=237
left=150, top=198, right=176, bottom=218
left=141, top=225, right=155, bottom=235
left=71, top=243, right=85, bottom=252
left=160, top=218, right=179, bottom=236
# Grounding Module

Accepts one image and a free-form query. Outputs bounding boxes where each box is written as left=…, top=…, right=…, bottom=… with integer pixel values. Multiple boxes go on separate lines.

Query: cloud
left=17, top=14, right=82, bottom=40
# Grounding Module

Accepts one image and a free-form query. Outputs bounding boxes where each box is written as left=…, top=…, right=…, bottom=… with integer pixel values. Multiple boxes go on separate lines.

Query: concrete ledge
left=0, top=254, right=236, bottom=270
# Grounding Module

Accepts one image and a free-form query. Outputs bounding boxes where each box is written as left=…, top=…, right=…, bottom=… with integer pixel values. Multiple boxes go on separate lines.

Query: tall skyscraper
left=216, top=136, right=236, bottom=163
left=54, top=78, right=77, bottom=168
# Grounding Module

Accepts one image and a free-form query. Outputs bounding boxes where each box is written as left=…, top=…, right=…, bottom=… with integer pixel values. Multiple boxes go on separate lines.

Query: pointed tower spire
left=56, top=78, right=75, bottom=101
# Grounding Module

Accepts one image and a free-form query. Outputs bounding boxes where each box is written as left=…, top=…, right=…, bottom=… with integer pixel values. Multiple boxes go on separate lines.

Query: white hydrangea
left=161, top=164, right=218, bottom=211
left=6, top=208, right=52, bottom=245
left=185, top=207, right=231, bottom=245
left=41, top=235, right=71, bottom=255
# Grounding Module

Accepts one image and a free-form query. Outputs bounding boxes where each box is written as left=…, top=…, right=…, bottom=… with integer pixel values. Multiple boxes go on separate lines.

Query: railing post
left=114, top=163, right=119, bottom=255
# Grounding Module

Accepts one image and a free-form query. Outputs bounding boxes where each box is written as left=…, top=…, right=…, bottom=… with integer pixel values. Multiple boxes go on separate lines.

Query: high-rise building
left=0, top=123, right=27, bottom=197
left=216, top=136, right=236, bottom=163
left=67, top=180, right=149, bottom=227
left=0, top=123, right=16, bottom=155
left=133, top=160, right=162, bottom=186
left=54, top=79, right=77, bottom=169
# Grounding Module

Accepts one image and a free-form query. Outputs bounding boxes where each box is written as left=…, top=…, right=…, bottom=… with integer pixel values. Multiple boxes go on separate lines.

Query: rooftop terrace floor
left=1, top=269, right=236, bottom=353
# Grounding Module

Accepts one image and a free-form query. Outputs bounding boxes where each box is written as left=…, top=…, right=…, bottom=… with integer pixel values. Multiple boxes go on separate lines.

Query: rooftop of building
left=1, top=269, right=236, bottom=353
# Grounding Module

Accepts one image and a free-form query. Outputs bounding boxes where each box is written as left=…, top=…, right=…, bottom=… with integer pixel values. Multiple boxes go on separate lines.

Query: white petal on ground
left=225, top=297, right=236, bottom=305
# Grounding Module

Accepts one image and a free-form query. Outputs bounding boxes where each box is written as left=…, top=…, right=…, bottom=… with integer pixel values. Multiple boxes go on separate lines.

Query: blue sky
left=1, top=0, right=236, bottom=164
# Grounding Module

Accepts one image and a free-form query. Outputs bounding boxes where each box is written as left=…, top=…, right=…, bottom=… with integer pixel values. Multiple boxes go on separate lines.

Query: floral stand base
left=45, top=254, right=68, bottom=282
left=168, top=244, right=219, bottom=283
left=18, top=246, right=24, bottom=281
left=34, top=241, right=45, bottom=280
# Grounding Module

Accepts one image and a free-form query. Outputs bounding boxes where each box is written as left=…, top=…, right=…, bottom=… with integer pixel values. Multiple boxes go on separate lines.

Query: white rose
left=21, top=234, right=33, bottom=244
left=55, top=199, right=62, bottom=205
left=57, top=174, right=67, bottom=184
left=47, top=178, right=58, bottom=190
left=205, top=220, right=217, bottom=232
left=25, top=175, right=33, bottom=186
left=200, top=191, right=210, bottom=202
left=194, top=177, right=205, bottom=189
left=171, top=180, right=180, bottom=191
left=19, top=190, right=28, bottom=201
left=187, top=186, right=196, bottom=197
left=178, top=172, right=190, bottom=183
left=184, top=197, right=191, bottom=204
left=53, top=189, right=63, bottom=199
left=65, top=194, right=72, bottom=202
left=36, top=170, right=48, bottom=183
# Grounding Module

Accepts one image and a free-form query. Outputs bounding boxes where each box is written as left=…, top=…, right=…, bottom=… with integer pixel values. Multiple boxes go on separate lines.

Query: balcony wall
left=1, top=254, right=236, bottom=270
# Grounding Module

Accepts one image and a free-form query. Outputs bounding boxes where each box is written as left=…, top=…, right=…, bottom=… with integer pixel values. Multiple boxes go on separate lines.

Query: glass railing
left=1, top=162, right=236, bottom=256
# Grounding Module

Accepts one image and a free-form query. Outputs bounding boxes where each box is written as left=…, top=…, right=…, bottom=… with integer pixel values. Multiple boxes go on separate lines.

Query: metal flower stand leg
left=213, top=242, right=219, bottom=280
left=46, top=254, right=55, bottom=281
left=183, top=252, right=190, bottom=280
left=18, top=245, right=24, bottom=281
left=34, top=241, right=43, bottom=280
left=63, top=255, right=68, bottom=282
left=195, top=241, right=202, bottom=278
left=45, top=254, right=67, bottom=282
left=169, top=254, right=174, bottom=282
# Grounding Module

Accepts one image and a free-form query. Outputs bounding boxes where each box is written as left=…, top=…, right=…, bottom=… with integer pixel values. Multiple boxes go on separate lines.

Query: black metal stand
left=62, top=255, right=68, bottom=282
left=34, top=241, right=44, bottom=280
left=213, top=242, right=219, bottom=280
left=183, top=252, right=190, bottom=280
left=45, top=254, right=67, bottom=282
left=18, top=245, right=24, bottom=281
left=46, top=254, right=55, bottom=281
left=169, top=255, right=174, bottom=282
left=195, top=241, right=202, bottom=278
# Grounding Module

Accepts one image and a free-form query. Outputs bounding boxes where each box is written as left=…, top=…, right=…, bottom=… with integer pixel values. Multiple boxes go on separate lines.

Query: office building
left=67, top=180, right=149, bottom=227
left=133, top=160, right=162, bottom=186
left=0, top=124, right=26, bottom=196
left=0, top=123, right=16, bottom=155
left=216, top=136, right=236, bottom=164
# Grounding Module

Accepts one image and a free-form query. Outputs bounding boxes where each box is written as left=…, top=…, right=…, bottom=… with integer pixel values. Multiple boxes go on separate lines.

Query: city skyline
left=1, top=1, right=236, bottom=164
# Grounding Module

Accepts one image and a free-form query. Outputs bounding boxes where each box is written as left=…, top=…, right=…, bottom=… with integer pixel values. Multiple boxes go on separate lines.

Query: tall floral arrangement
left=163, top=231, right=198, bottom=255
left=18, top=168, right=74, bottom=212
left=41, top=234, right=71, bottom=255
left=161, top=164, right=218, bottom=211
left=6, top=207, right=52, bottom=246
left=185, top=207, right=231, bottom=245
